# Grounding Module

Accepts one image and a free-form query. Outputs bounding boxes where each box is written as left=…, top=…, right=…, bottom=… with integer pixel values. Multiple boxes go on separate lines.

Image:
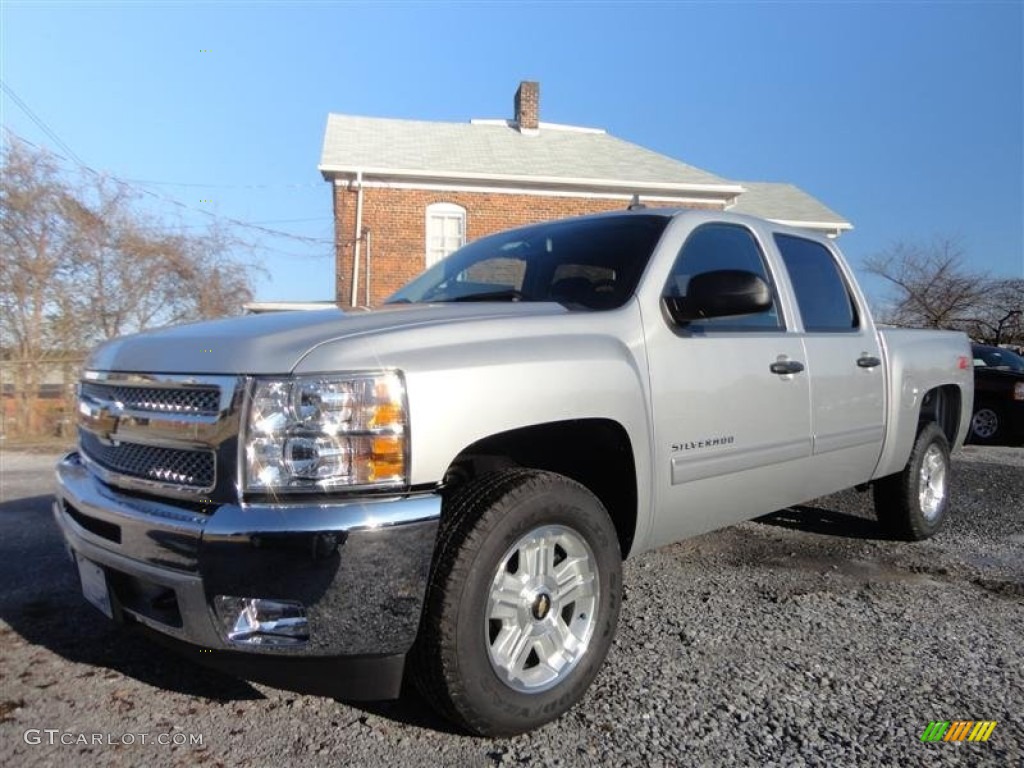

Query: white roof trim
left=535, top=121, right=607, bottom=134
left=243, top=301, right=337, bottom=313
left=349, top=178, right=730, bottom=205
left=320, top=164, right=745, bottom=195
left=768, top=218, right=854, bottom=232
left=468, top=119, right=606, bottom=134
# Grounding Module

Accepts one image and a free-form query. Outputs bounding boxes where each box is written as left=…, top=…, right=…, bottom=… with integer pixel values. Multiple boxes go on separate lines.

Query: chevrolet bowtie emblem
left=79, top=398, right=123, bottom=445
left=98, top=408, right=122, bottom=445
left=531, top=593, right=552, bottom=621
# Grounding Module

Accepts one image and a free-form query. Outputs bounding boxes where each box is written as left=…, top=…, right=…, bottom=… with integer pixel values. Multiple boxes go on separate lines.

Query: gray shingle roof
left=320, top=114, right=737, bottom=190
left=727, top=182, right=851, bottom=229
left=319, top=114, right=851, bottom=230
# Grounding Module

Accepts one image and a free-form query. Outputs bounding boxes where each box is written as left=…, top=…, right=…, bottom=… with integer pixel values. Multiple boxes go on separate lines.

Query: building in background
left=319, top=81, right=850, bottom=308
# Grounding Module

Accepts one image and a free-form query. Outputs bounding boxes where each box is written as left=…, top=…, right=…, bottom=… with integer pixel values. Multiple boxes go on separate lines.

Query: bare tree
left=1, top=133, right=259, bottom=436
left=966, top=278, right=1024, bottom=346
left=864, top=237, right=1023, bottom=346
left=0, top=136, right=79, bottom=434
left=864, top=238, right=991, bottom=329
left=62, top=183, right=257, bottom=344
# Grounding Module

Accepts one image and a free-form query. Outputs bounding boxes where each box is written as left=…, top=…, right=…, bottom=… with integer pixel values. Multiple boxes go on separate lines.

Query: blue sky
left=2, top=1, right=1022, bottom=304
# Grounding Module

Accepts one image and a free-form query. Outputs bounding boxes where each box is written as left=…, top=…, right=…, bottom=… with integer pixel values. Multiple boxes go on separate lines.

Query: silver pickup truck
left=54, top=209, right=973, bottom=736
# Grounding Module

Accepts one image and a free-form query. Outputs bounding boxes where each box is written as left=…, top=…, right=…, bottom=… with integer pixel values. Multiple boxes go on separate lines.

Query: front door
left=642, top=220, right=813, bottom=548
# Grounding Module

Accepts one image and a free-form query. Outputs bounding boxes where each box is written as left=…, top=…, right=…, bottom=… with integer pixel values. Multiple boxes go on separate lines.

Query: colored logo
left=920, top=721, right=997, bottom=742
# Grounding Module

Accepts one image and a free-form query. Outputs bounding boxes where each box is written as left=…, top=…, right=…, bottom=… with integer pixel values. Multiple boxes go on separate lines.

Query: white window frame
left=425, top=202, right=466, bottom=268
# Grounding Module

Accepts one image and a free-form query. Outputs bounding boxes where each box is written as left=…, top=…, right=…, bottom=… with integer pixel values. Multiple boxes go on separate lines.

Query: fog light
left=214, top=596, right=309, bottom=647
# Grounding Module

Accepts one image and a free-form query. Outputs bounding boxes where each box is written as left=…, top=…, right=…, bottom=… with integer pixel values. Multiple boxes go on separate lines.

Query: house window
left=426, top=203, right=466, bottom=268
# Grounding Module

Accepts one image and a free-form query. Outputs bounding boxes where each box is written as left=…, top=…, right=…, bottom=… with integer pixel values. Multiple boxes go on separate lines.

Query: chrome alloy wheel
left=485, top=524, right=599, bottom=693
left=918, top=444, right=948, bottom=522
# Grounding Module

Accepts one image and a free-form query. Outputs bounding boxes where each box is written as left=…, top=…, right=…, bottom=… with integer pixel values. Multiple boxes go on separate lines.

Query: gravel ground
left=0, top=446, right=1021, bottom=767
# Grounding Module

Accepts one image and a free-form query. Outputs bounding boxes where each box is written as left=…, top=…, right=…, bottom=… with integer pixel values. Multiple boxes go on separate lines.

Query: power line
left=123, top=178, right=322, bottom=191
left=248, top=217, right=331, bottom=225
left=2, top=81, right=334, bottom=246
left=123, top=216, right=332, bottom=233
left=0, top=80, right=86, bottom=166
left=253, top=244, right=335, bottom=260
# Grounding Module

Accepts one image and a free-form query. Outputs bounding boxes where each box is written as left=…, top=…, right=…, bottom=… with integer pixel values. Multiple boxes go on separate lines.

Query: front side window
left=426, top=203, right=466, bottom=268
left=663, top=223, right=783, bottom=330
left=774, top=234, right=859, bottom=332
left=387, top=214, right=669, bottom=310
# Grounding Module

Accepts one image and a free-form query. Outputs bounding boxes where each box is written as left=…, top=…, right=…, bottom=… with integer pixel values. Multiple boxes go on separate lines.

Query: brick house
left=319, top=82, right=850, bottom=308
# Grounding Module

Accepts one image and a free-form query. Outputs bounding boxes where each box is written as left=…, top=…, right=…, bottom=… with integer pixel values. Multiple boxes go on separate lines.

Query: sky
left=2, top=1, right=1022, bottom=306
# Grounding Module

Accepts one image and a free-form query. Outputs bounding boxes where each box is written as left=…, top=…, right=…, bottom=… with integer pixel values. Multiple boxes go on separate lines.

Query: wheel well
left=442, top=419, right=638, bottom=557
left=919, top=385, right=962, bottom=445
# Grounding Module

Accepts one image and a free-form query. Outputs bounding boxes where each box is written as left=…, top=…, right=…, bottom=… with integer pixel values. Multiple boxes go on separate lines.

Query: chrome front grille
left=80, top=432, right=215, bottom=489
left=77, top=372, right=242, bottom=500
left=80, top=381, right=220, bottom=416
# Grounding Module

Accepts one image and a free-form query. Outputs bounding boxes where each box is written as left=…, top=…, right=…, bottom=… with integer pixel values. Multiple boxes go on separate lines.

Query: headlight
left=244, top=372, right=407, bottom=493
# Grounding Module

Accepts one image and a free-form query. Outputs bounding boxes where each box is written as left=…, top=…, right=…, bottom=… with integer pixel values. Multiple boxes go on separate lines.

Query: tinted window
left=774, top=234, right=858, bottom=332
left=664, top=223, right=782, bottom=330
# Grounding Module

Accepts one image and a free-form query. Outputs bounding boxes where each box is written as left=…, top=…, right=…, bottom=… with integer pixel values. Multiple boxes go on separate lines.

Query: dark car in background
left=969, top=344, right=1024, bottom=444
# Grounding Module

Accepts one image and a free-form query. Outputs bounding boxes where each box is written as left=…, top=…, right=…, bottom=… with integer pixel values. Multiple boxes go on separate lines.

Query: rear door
left=641, top=218, right=813, bottom=547
left=772, top=233, right=886, bottom=494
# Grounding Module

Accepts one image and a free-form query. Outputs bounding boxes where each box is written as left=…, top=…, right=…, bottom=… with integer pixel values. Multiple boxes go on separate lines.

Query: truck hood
left=85, top=303, right=571, bottom=374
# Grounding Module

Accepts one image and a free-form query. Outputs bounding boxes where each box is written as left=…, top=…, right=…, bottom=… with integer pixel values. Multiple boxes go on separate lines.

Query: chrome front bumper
left=53, top=452, right=441, bottom=693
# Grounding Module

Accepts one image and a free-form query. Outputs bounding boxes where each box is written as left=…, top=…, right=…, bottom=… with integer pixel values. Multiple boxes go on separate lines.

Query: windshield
left=385, top=214, right=670, bottom=310
left=973, top=345, right=1024, bottom=372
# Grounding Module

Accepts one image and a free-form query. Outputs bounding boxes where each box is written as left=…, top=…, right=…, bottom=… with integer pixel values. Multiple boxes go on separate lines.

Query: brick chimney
left=514, top=81, right=540, bottom=132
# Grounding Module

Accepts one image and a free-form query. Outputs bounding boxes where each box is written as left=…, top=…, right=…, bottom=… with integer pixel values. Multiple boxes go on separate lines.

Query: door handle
left=857, top=355, right=881, bottom=368
left=770, top=360, right=805, bottom=375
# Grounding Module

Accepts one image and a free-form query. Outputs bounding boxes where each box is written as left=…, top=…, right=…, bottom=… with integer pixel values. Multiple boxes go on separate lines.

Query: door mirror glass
left=663, top=269, right=772, bottom=325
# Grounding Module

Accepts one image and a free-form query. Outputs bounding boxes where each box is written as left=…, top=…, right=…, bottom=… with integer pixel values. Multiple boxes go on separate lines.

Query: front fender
left=293, top=304, right=654, bottom=544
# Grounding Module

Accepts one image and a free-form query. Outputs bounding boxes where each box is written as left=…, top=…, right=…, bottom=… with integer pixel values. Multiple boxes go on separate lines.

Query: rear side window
left=664, top=223, right=783, bottom=330
left=774, top=234, right=859, bottom=332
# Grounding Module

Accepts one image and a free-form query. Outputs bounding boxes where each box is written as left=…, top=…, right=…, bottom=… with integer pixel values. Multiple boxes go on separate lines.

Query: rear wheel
left=412, top=468, right=622, bottom=736
left=873, top=422, right=951, bottom=540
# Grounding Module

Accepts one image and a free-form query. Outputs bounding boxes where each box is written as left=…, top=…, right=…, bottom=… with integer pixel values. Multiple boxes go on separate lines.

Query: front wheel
left=873, top=422, right=951, bottom=540
left=411, top=469, right=622, bottom=736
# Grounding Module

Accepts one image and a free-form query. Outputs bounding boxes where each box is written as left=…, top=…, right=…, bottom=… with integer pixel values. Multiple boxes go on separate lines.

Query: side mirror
left=663, top=269, right=772, bottom=325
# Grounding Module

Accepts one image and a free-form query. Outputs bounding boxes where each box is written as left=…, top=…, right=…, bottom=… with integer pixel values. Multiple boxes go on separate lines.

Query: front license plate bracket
left=76, top=555, right=113, bottom=619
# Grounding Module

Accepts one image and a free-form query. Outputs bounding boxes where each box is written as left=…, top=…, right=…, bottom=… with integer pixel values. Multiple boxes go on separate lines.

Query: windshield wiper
left=448, top=289, right=526, bottom=303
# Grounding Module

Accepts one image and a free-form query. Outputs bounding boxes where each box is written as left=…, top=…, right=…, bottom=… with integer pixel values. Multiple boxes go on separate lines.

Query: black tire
left=411, top=468, right=622, bottom=737
left=969, top=405, right=1002, bottom=444
left=872, top=422, right=951, bottom=540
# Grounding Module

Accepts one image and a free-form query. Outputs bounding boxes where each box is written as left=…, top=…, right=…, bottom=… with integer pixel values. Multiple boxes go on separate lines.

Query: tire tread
left=412, top=468, right=582, bottom=734
left=873, top=422, right=950, bottom=541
